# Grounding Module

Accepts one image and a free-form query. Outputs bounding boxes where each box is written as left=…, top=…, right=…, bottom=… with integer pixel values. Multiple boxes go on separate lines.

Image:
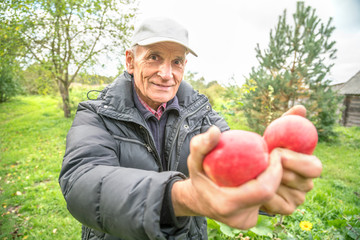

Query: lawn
left=0, top=95, right=80, bottom=239
left=0, top=91, right=359, bottom=239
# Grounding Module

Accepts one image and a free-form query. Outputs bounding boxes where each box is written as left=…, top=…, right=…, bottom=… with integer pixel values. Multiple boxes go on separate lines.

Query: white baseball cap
left=131, top=17, right=198, bottom=57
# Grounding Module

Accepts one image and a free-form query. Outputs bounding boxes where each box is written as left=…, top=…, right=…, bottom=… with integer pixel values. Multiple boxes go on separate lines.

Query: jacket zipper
left=113, top=135, right=153, bottom=153
left=139, top=125, right=163, bottom=171
left=168, top=101, right=210, bottom=170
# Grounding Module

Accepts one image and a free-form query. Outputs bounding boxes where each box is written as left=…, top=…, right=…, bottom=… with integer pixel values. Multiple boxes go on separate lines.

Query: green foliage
left=184, top=71, right=226, bottom=106
left=2, top=0, right=137, bottom=117
left=221, top=77, right=258, bottom=129
left=19, top=64, right=113, bottom=96
left=305, top=82, right=344, bottom=141
left=184, top=72, right=253, bottom=132
left=68, top=83, right=106, bottom=113
left=242, top=1, right=340, bottom=139
left=75, top=72, right=114, bottom=85
left=20, top=63, right=58, bottom=96
left=0, top=7, right=23, bottom=102
left=184, top=71, right=207, bottom=90
left=208, top=216, right=276, bottom=239
left=0, top=63, right=20, bottom=102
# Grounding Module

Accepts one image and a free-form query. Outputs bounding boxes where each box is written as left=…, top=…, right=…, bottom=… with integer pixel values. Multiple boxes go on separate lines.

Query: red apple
left=263, top=115, right=318, bottom=154
left=203, top=130, right=269, bottom=187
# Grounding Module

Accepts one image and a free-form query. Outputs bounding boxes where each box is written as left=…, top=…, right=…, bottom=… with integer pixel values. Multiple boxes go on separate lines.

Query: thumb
left=188, top=126, right=221, bottom=173
left=282, top=104, right=307, bottom=118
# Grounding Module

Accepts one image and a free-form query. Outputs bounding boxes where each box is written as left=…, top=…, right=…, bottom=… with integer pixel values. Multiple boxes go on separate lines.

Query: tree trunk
left=58, top=80, right=71, bottom=118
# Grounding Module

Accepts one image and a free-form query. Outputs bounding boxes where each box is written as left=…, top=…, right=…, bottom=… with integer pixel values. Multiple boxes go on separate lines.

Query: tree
left=242, top=1, right=341, bottom=141
left=183, top=70, right=207, bottom=91
left=184, top=71, right=225, bottom=106
left=0, top=63, right=21, bottom=103
left=222, top=76, right=257, bottom=117
left=75, top=72, right=114, bottom=85
left=0, top=4, right=24, bottom=102
left=4, top=0, right=136, bottom=117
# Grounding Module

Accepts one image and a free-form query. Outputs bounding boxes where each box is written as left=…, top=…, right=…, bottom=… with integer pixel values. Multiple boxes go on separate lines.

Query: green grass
left=1, top=91, right=360, bottom=239
left=316, top=127, right=360, bottom=190
left=0, top=95, right=81, bottom=239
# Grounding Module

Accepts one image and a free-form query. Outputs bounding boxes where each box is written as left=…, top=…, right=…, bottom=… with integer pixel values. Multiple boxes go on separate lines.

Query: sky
left=132, top=0, right=360, bottom=85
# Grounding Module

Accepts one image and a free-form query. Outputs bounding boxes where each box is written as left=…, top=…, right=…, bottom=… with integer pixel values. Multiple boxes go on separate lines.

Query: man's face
left=126, top=42, right=187, bottom=109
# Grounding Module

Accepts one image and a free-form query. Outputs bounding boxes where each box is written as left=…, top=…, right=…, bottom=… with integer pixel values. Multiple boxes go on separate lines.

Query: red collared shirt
left=137, top=96, right=167, bottom=120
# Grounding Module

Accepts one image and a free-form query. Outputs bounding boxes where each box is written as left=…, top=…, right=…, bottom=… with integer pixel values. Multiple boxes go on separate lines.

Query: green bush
left=20, top=63, right=58, bottom=96
left=0, top=63, right=20, bottom=102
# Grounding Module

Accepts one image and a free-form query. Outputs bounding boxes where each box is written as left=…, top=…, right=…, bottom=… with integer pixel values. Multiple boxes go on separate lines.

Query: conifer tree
left=242, top=1, right=341, bottom=141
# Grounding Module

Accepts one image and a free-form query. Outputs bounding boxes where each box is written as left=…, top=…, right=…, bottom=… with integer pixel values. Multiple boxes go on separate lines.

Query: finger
left=219, top=206, right=261, bottom=230
left=274, top=148, right=322, bottom=178
left=261, top=185, right=306, bottom=215
left=188, top=126, right=221, bottom=173
left=282, top=104, right=307, bottom=117
left=281, top=169, right=314, bottom=192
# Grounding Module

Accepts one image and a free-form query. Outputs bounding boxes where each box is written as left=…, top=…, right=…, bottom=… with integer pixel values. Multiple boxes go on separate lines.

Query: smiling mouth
left=152, top=83, right=173, bottom=89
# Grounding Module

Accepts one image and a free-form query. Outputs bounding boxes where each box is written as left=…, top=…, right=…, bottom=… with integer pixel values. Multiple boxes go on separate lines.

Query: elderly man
left=59, top=17, right=322, bottom=240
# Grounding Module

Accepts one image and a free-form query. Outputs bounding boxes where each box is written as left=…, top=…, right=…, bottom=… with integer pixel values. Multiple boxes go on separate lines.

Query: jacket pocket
left=113, top=135, right=153, bottom=153
left=112, top=134, right=160, bottom=171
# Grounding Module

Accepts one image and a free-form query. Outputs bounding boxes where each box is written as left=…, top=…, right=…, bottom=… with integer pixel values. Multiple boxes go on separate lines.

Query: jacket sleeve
left=203, top=107, right=230, bottom=133
left=59, top=102, right=187, bottom=240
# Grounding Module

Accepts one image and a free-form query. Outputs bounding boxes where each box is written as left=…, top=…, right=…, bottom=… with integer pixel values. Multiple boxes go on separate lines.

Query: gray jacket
left=59, top=72, right=230, bottom=240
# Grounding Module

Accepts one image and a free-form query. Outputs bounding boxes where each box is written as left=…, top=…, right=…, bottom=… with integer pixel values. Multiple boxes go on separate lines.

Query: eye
left=174, top=58, right=184, bottom=66
left=149, top=54, right=159, bottom=61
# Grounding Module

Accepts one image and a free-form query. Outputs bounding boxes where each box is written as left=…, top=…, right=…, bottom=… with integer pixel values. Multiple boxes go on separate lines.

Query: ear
left=125, top=49, right=135, bottom=74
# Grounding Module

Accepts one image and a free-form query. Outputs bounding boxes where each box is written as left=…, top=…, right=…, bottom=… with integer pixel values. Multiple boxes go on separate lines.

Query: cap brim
left=135, top=37, right=198, bottom=57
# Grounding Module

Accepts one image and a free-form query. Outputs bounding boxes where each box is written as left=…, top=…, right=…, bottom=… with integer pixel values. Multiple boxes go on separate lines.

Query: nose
left=158, top=61, right=173, bottom=80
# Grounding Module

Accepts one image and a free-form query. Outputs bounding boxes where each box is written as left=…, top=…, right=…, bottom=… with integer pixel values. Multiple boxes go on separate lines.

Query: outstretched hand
left=260, top=148, right=322, bottom=215
left=171, top=126, right=283, bottom=229
left=261, top=104, right=322, bottom=215
left=172, top=105, right=322, bottom=229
